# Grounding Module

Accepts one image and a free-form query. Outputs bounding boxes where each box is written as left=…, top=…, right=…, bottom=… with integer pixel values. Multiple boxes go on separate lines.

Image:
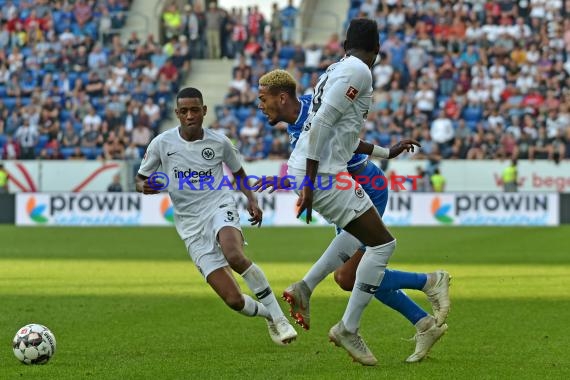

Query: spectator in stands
left=430, top=168, right=446, bottom=192
left=372, top=51, right=393, bottom=90
left=502, top=159, right=518, bottom=192
left=269, top=2, right=282, bottom=42
left=0, top=163, right=8, bottom=194
left=415, top=80, right=436, bottom=118
left=103, top=131, right=125, bottom=160
left=73, top=0, right=93, bottom=28
left=280, top=0, right=297, bottom=44
left=81, top=123, right=103, bottom=151
left=242, top=140, right=265, bottom=162
left=183, top=4, right=200, bottom=59
left=406, top=41, right=427, bottom=80
left=131, top=123, right=152, bottom=150
left=158, top=58, right=179, bottom=84
left=61, top=121, right=80, bottom=149
left=162, top=2, right=182, bottom=40
left=303, top=43, right=322, bottom=74
left=1, top=136, right=20, bottom=160
left=142, top=97, right=161, bottom=131
left=107, top=174, right=123, bottom=192
left=124, top=141, right=141, bottom=161
left=244, top=36, right=263, bottom=60
left=205, top=1, right=222, bottom=59
left=14, top=118, right=38, bottom=159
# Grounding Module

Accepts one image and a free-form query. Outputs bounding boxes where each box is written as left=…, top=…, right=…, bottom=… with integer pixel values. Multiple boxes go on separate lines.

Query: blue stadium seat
left=278, top=46, right=295, bottom=61
left=434, top=56, right=445, bottom=67
left=463, top=107, right=483, bottom=122
left=3, top=97, right=17, bottom=108
left=466, top=121, right=479, bottom=131
left=60, top=147, right=75, bottom=159
left=236, top=107, right=251, bottom=122
left=81, top=147, right=97, bottom=159
left=0, top=134, right=6, bottom=149
left=37, top=135, right=49, bottom=149
left=60, top=110, right=72, bottom=122
left=437, top=96, right=449, bottom=108
left=378, top=133, right=391, bottom=146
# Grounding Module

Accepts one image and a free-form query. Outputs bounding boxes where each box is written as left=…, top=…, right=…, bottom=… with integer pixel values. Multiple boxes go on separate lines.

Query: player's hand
left=247, top=201, right=263, bottom=227
left=296, top=186, right=314, bottom=224
left=252, top=176, right=292, bottom=193
left=388, top=139, right=421, bottom=159
left=139, top=180, right=161, bottom=194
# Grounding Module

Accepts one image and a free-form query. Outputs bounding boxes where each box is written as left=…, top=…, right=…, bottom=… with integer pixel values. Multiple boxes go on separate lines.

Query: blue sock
left=375, top=289, right=428, bottom=325
left=378, top=269, right=427, bottom=291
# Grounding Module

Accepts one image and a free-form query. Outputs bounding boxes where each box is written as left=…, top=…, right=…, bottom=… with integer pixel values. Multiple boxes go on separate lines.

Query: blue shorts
left=336, top=161, right=389, bottom=251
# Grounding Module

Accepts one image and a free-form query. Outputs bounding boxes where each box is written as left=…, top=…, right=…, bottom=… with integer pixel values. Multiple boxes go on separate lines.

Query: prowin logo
left=431, top=197, right=453, bottom=224
left=26, top=197, right=48, bottom=223
left=160, top=197, right=174, bottom=223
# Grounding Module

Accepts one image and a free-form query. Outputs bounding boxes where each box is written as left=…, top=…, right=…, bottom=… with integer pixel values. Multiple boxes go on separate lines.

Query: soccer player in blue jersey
left=254, top=69, right=450, bottom=363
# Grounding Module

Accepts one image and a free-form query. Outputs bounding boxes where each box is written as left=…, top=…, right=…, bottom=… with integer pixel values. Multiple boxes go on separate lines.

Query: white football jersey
left=138, top=127, right=242, bottom=239
left=288, top=55, right=373, bottom=174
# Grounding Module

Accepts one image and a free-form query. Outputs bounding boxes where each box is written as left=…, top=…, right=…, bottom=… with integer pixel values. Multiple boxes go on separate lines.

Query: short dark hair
left=344, top=18, right=379, bottom=52
left=176, top=87, right=203, bottom=104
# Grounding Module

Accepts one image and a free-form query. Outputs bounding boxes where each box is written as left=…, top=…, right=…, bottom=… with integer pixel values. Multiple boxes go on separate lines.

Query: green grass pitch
left=0, top=225, right=569, bottom=379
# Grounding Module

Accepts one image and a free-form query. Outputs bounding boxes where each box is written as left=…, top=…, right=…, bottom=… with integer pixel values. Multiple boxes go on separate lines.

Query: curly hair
left=258, top=70, right=297, bottom=97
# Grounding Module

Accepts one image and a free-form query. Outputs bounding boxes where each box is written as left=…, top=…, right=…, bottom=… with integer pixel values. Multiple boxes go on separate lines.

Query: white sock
left=422, top=273, right=437, bottom=291
left=342, top=240, right=396, bottom=333
left=239, top=294, right=271, bottom=319
left=241, top=263, right=284, bottom=321
left=303, top=230, right=362, bottom=292
left=415, top=315, right=435, bottom=333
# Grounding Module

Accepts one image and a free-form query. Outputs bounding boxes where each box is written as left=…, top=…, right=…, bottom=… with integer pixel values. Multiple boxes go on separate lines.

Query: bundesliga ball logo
left=12, top=324, right=57, bottom=365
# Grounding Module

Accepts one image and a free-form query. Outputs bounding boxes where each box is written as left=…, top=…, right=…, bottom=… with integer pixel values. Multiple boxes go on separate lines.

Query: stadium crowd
left=0, top=0, right=190, bottom=160
left=162, top=0, right=570, bottom=163
left=1, top=0, right=569, bottom=164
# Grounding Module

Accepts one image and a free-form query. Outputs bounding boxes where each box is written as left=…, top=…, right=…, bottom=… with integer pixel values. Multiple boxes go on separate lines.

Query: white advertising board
left=3, top=161, right=126, bottom=193
left=16, top=192, right=559, bottom=227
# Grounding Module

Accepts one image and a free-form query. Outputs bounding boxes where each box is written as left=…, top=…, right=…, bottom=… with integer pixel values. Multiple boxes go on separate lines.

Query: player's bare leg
left=217, top=227, right=297, bottom=345
left=333, top=249, right=364, bottom=291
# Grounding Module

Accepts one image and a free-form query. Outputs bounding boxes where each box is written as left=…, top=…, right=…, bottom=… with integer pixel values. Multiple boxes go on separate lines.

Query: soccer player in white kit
left=135, top=87, right=297, bottom=346
left=288, top=19, right=407, bottom=365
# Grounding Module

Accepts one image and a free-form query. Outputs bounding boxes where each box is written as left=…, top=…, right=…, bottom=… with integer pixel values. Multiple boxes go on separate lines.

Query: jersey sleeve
left=222, top=135, right=242, bottom=173
left=322, top=67, right=371, bottom=114
left=138, top=137, right=161, bottom=177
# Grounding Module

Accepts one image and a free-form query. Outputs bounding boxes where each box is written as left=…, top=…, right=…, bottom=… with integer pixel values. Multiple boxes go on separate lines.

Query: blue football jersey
left=288, top=95, right=368, bottom=171
left=288, top=95, right=312, bottom=149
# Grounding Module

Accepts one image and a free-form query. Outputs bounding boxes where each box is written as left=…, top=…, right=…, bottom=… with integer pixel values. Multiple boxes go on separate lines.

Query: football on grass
left=12, top=324, right=57, bottom=364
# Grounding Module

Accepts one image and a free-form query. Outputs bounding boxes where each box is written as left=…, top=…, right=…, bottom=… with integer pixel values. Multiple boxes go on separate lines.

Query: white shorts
left=288, top=170, right=374, bottom=229
left=183, top=205, right=243, bottom=279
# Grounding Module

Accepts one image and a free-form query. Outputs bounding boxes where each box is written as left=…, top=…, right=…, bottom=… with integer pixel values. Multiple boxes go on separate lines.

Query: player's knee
left=334, top=270, right=354, bottom=292
left=225, top=249, right=250, bottom=273
left=224, top=293, right=244, bottom=311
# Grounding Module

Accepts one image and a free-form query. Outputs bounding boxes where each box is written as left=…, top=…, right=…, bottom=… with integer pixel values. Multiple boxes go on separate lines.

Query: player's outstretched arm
left=355, top=139, right=421, bottom=159
left=233, top=167, right=263, bottom=227
left=135, top=174, right=162, bottom=194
